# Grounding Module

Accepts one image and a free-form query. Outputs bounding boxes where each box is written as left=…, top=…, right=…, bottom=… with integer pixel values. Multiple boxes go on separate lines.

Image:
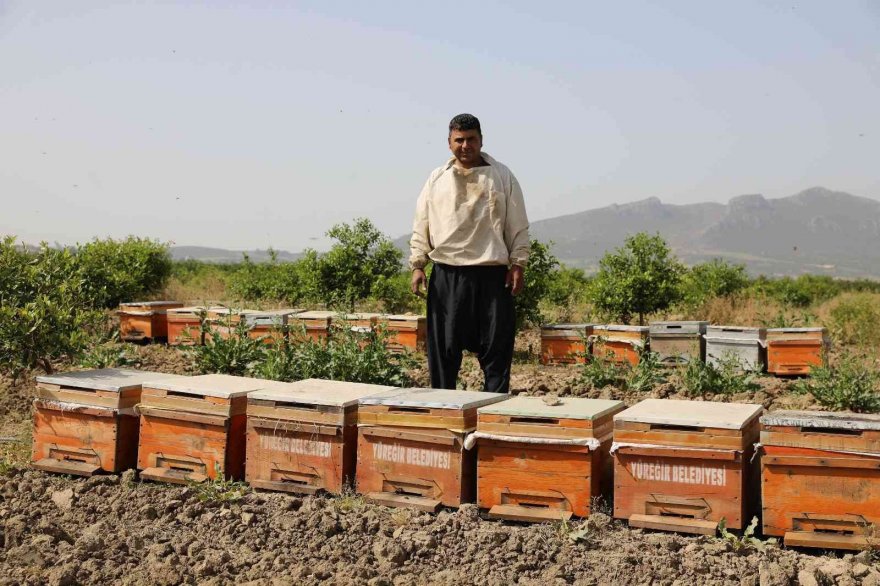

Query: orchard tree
left=680, top=259, right=749, bottom=307
left=589, top=232, right=684, bottom=325
left=515, top=240, right=559, bottom=330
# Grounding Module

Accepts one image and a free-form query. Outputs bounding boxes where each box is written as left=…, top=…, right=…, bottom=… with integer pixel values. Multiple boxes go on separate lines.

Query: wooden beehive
left=540, top=324, right=594, bottom=365
left=241, top=309, right=303, bottom=344
left=288, top=310, right=335, bottom=341
left=705, top=326, right=766, bottom=372
left=338, top=312, right=382, bottom=331
left=166, top=306, right=210, bottom=346
left=760, top=410, right=880, bottom=550
left=32, top=369, right=187, bottom=476
left=592, top=325, right=649, bottom=366
left=472, top=396, right=625, bottom=522
left=613, top=399, right=763, bottom=534
left=649, top=321, right=707, bottom=365
left=381, top=315, right=427, bottom=353
left=137, top=374, right=263, bottom=483
left=203, top=307, right=250, bottom=343
left=356, top=388, right=508, bottom=511
left=118, top=301, right=184, bottom=342
left=765, top=328, right=829, bottom=376
left=245, top=378, right=396, bottom=494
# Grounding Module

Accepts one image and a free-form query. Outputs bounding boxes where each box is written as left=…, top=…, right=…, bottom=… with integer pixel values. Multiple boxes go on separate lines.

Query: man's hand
left=411, top=268, right=428, bottom=297
left=506, top=265, right=525, bottom=296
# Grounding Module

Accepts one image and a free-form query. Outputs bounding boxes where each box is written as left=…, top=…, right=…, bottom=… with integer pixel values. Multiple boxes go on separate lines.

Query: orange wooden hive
left=613, top=399, right=763, bottom=535
left=471, top=396, right=625, bottom=522
left=166, top=306, right=211, bottom=346
left=540, top=323, right=594, bottom=365
left=288, top=310, right=335, bottom=342
left=648, top=321, right=707, bottom=366
left=760, top=410, right=880, bottom=550
left=338, top=312, right=382, bottom=331
left=245, top=378, right=396, bottom=494
left=356, top=388, right=508, bottom=511
left=241, top=309, right=303, bottom=344
left=380, top=315, right=427, bottom=353
left=765, top=328, right=829, bottom=376
left=118, top=301, right=184, bottom=342
left=31, top=369, right=187, bottom=476
left=137, top=374, right=263, bottom=483
left=592, top=325, right=649, bottom=366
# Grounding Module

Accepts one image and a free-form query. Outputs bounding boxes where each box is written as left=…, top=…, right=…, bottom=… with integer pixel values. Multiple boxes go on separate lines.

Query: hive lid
left=383, top=314, right=425, bottom=321
left=341, top=312, right=383, bottom=319
left=36, top=369, right=189, bottom=393
left=292, top=310, right=337, bottom=319
left=167, top=305, right=208, bottom=314
left=143, top=374, right=265, bottom=398
left=479, top=396, right=623, bottom=420
left=766, top=327, right=825, bottom=333
left=615, top=399, right=763, bottom=430
left=119, top=301, right=183, bottom=308
left=241, top=308, right=302, bottom=325
left=360, top=388, right=508, bottom=410
left=248, top=378, right=398, bottom=408
left=761, top=410, right=880, bottom=432
left=650, top=321, right=708, bottom=334
left=541, top=323, right=595, bottom=331
left=595, top=325, right=650, bottom=332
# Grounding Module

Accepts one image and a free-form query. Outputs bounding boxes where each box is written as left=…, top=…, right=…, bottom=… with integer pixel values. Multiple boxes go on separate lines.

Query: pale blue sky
left=1, top=1, right=878, bottom=251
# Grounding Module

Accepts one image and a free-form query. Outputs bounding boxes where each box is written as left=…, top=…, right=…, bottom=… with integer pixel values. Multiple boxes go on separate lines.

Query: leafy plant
left=78, top=341, right=136, bottom=369
left=794, top=352, right=880, bottom=413
left=515, top=240, right=560, bottom=330
left=76, top=236, right=172, bottom=308
left=828, top=293, right=880, bottom=348
left=579, top=349, right=628, bottom=390
left=679, top=354, right=761, bottom=398
left=190, top=464, right=250, bottom=502
left=589, top=233, right=684, bottom=325
left=188, top=316, right=267, bottom=376
left=625, top=350, right=666, bottom=393
left=717, top=516, right=776, bottom=552
left=680, top=259, right=749, bottom=308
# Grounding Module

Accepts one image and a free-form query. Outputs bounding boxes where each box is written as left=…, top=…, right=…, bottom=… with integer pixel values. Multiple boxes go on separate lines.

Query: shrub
left=626, top=350, right=666, bottom=393
left=77, top=236, right=172, bottom=308
left=589, top=233, right=684, bottom=324
left=516, top=240, right=560, bottom=330
left=680, top=259, right=749, bottom=307
left=227, top=251, right=311, bottom=305
left=750, top=275, right=841, bottom=308
left=679, top=355, right=761, bottom=398
left=827, top=293, right=880, bottom=348
left=578, top=356, right=627, bottom=390
left=188, top=318, right=267, bottom=376
left=370, top=272, right=424, bottom=314
left=794, top=352, right=880, bottom=413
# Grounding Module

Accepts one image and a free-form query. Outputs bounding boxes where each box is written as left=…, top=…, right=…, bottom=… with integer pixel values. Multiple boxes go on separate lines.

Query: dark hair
left=449, top=113, right=481, bottom=135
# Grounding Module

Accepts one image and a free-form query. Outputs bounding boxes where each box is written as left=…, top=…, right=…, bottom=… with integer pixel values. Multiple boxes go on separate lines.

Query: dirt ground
left=0, top=336, right=877, bottom=585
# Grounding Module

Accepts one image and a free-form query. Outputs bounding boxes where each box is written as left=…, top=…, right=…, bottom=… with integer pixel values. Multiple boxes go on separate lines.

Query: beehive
left=241, top=309, right=303, bottom=344
left=592, top=325, right=649, bottom=366
left=338, top=312, right=382, bottom=331
left=381, top=315, right=427, bottom=353
left=765, top=328, right=829, bottom=376
left=705, top=326, right=766, bottom=371
left=166, top=306, right=211, bottom=346
left=760, top=410, right=880, bottom=550
left=288, top=310, right=335, bottom=341
left=245, top=379, right=396, bottom=494
left=137, top=374, right=263, bottom=483
left=648, top=321, right=708, bottom=365
left=31, top=369, right=187, bottom=476
left=613, top=399, right=763, bottom=534
left=472, top=396, right=625, bottom=521
left=540, top=324, right=594, bottom=365
left=203, top=307, right=249, bottom=342
left=356, top=388, right=508, bottom=511
left=118, top=301, right=184, bottom=342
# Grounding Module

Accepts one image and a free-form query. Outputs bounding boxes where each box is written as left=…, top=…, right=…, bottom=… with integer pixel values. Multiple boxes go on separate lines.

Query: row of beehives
left=541, top=321, right=830, bottom=376
left=32, top=368, right=879, bottom=551
left=117, top=301, right=426, bottom=351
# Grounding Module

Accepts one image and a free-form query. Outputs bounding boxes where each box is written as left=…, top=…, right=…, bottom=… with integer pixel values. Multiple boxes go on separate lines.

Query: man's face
left=448, top=129, right=483, bottom=167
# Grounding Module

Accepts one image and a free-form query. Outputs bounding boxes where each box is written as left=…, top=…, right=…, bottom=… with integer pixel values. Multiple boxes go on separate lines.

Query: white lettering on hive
left=259, top=434, right=332, bottom=458
left=371, top=442, right=451, bottom=469
left=628, top=460, right=727, bottom=487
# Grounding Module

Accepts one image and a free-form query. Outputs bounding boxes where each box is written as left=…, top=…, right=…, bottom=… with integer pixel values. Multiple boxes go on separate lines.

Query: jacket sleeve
left=504, top=174, right=530, bottom=267
left=409, top=176, right=433, bottom=270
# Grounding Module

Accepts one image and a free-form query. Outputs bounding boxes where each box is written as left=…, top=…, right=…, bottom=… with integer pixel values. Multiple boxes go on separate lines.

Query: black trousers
left=427, top=263, right=516, bottom=393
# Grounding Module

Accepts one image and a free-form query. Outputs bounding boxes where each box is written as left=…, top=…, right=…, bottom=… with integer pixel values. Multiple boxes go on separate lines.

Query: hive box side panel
left=594, top=340, right=640, bottom=366
left=120, top=314, right=154, bottom=341
left=541, top=338, right=587, bottom=365
left=32, top=408, right=123, bottom=472
left=167, top=320, right=203, bottom=346
left=767, top=342, right=824, bottom=375
left=649, top=336, right=704, bottom=365
left=137, top=415, right=231, bottom=480
left=613, top=452, right=749, bottom=529
left=761, top=447, right=880, bottom=537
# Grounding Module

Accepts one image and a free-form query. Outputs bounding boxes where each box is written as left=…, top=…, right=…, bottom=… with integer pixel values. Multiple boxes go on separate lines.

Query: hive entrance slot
left=280, top=402, right=318, bottom=411
left=167, top=390, right=198, bottom=399
left=800, top=426, right=862, bottom=436
left=650, top=423, right=704, bottom=433
left=509, top=417, right=559, bottom=425
left=389, top=407, right=431, bottom=414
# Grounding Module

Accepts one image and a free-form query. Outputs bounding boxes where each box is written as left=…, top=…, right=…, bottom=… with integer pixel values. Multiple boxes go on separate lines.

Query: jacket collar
left=444, top=151, right=495, bottom=170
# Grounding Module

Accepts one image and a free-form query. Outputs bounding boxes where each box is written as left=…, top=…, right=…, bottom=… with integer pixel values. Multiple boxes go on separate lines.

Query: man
left=410, top=113, right=530, bottom=393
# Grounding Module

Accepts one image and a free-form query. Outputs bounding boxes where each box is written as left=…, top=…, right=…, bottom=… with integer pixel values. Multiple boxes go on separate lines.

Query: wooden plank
left=35, top=387, right=121, bottom=409
left=784, top=531, right=873, bottom=551
left=616, top=445, right=740, bottom=462
left=629, top=514, right=718, bottom=536
left=250, top=479, right=322, bottom=495
left=764, top=455, right=880, bottom=470
left=357, top=411, right=474, bottom=432
left=612, top=429, right=747, bottom=450
left=140, top=466, right=208, bottom=484
left=365, top=492, right=442, bottom=512
left=761, top=429, right=880, bottom=454
left=247, top=404, right=345, bottom=426
left=247, top=417, right=340, bottom=436
left=32, top=458, right=101, bottom=476
left=361, top=426, right=457, bottom=446
left=138, top=406, right=228, bottom=427
left=480, top=412, right=595, bottom=429
left=140, top=394, right=233, bottom=417
left=488, top=504, right=573, bottom=523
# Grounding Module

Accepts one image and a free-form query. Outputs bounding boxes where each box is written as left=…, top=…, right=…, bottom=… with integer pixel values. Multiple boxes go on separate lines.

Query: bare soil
left=0, top=336, right=876, bottom=585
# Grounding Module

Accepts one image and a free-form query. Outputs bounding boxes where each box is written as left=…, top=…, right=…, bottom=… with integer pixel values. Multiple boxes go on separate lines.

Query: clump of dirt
left=1, top=470, right=877, bottom=585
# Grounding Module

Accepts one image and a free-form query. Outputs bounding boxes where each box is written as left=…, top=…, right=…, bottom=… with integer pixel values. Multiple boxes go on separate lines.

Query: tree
left=589, top=233, right=683, bottom=325
left=76, top=236, right=172, bottom=308
left=680, top=259, right=749, bottom=307
left=315, top=218, right=403, bottom=310
left=515, top=240, right=559, bottom=329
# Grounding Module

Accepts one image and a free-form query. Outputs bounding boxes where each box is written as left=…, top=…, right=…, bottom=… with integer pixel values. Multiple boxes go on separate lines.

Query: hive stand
left=648, top=321, right=707, bottom=366
left=381, top=315, right=427, bottom=353
left=473, top=396, right=625, bottom=522
left=540, top=324, right=594, bottom=365
left=765, top=328, right=829, bottom=376
left=705, top=326, right=766, bottom=372
left=32, top=369, right=187, bottom=476
left=137, top=374, right=263, bottom=484
left=592, top=325, right=650, bottom=366
left=613, top=399, right=763, bottom=535
left=356, top=388, right=508, bottom=511
left=245, top=378, right=396, bottom=494
left=761, top=410, right=880, bottom=550
left=118, top=301, right=184, bottom=343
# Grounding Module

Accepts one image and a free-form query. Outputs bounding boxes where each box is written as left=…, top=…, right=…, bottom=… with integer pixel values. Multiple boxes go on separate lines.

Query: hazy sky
left=2, top=1, right=878, bottom=252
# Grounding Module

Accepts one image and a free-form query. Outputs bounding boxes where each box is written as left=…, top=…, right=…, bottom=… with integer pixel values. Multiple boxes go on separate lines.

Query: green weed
left=717, top=516, right=776, bottom=552
left=794, top=351, right=880, bottom=413
left=190, top=464, right=250, bottom=502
